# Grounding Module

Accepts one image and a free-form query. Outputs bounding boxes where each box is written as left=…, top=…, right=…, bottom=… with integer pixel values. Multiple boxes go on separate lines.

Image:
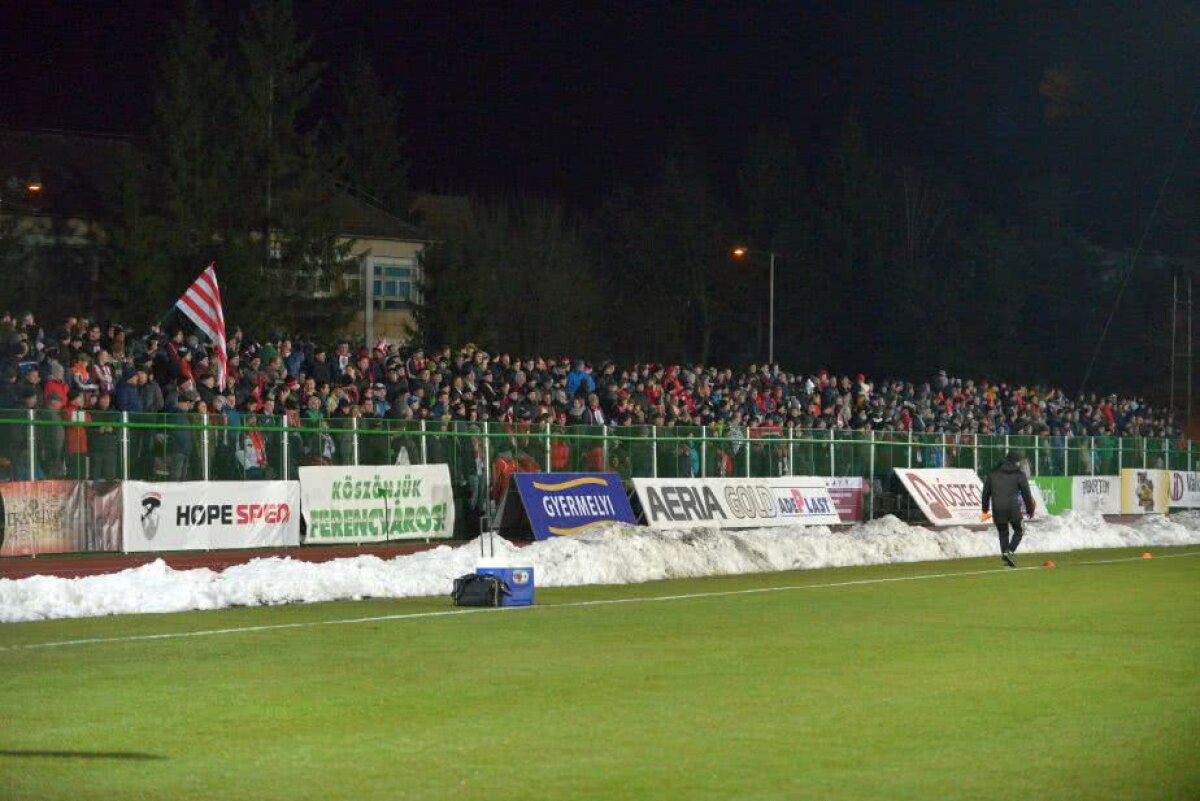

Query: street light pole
left=768, top=250, right=775, bottom=366
left=732, top=245, right=778, bottom=366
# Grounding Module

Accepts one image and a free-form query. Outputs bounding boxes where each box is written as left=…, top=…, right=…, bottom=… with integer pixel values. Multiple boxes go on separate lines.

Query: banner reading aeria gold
left=633, top=477, right=840, bottom=530
left=299, top=464, right=455, bottom=543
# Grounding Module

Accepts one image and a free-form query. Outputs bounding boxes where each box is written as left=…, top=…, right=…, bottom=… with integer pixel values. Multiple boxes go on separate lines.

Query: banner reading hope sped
left=300, top=465, right=455, bottom=543
left=123, top=481, right=300, bottom=552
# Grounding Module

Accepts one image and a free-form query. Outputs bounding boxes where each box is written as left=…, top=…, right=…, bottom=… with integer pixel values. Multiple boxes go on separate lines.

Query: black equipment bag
left=452, top=573, right=510, bottom=607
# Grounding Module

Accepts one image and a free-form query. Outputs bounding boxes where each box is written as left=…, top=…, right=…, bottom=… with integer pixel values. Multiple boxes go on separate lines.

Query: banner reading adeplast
left=894, top=468, right=984, bottom=526
left=300, top=465, right=454, bottom=543
left=1169, top=470, right=1200, bottom=508
left=1120, top=469, right=1171, bottom=514
left=513, top=473, right=636, bottom=540
left=633, top=477, right=840, bottom=530
left=123, top=481, right=300, bottom=552
left=1072, top=476, right=1121, bottom=515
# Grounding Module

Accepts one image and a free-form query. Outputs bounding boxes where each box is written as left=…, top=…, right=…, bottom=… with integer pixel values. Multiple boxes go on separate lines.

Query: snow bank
left=3, top=512, right=1199, bottom=623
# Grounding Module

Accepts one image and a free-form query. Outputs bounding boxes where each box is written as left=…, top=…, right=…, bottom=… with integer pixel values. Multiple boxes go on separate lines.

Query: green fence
left=1, top=410, right=1195, bottom=487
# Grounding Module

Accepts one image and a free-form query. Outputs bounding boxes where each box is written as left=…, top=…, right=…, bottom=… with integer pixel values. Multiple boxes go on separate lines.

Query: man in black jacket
left=981, top=451, right=1035, bottom=567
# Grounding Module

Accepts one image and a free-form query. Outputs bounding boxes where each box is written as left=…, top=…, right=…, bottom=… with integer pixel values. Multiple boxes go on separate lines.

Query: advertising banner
left=123, top=481, right=300, bottom=552
left=1120, top=469, right=1170, bottom=514
left=300, top=465, right=454, bottom=543
left=512, top=473, right=636, bottom=540
left=1031, top=477, right=1072, bottom=516
left=1071, top=476, right=1121, bottom=515
left=1168, top=471, right=1200, bottom=509
left=894, top=468, right=984, bottom=527
left=1025, top=482, right=1050, bottom=520
left=633, top=477, right=841, bottom=530
left=825, top=477, right=866, bottom=523
left=0, top=480, right=122, bottom=556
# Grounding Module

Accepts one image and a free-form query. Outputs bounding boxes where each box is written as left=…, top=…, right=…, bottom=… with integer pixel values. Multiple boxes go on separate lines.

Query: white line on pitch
left=3, top=551, right=1197, bottom=652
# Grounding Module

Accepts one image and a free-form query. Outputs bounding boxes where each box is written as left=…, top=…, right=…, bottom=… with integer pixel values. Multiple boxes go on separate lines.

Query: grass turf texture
left=1, top=547, right=1197, bottom=801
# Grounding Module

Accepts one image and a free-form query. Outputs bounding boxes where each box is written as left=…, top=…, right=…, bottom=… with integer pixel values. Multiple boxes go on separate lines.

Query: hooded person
left=981, top=450, right=1036, bottom=567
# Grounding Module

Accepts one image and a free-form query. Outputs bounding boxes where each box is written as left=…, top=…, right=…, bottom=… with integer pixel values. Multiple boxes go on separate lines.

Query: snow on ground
left=3, top=512, right=1199, bottom=623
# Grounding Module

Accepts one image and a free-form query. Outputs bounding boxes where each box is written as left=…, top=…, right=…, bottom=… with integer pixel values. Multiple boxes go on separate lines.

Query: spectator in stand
left=166, top=391, right=197, bottom=481
left=43, top=362, right=70, bottom=406
left=566, top=359, right=594, bottom=398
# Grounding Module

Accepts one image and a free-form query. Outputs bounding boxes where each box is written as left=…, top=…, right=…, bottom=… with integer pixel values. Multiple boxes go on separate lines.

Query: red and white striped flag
left=175, top=263, right=229, bottom=390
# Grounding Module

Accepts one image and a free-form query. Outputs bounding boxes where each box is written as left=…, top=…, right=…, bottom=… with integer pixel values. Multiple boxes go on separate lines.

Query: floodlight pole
left=768, top=250, right=776, bottom=366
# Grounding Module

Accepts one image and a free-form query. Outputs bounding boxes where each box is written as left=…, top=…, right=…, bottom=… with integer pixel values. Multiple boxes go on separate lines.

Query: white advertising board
left=123, top=481, right=300, bottom=552
left=893, top=468, right=984, bottom=527
left=1168, top=471, right=1200, bottom=509
left=1025, top=483, right=1050, bottom=521
left=1071, top=476, right=1121, bottom=515
left=633, top=477, right=841, bottom=530
left=299, top=464, right=455, bottom=543
left=1120, top=469, right=1171, bottom=514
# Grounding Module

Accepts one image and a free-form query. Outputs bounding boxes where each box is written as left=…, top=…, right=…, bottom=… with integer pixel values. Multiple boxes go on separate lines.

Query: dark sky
left=1, top=1, right=1197, bottom=236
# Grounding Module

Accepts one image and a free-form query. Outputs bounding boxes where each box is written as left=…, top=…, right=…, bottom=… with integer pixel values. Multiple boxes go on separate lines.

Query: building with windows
left=1, top=127, right=438, bottom=346
left=336, top=191, right=429, bottom=345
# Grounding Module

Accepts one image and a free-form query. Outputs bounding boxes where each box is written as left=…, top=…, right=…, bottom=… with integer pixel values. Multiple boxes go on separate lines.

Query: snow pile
left=3, top=512, right=1198, bottom=623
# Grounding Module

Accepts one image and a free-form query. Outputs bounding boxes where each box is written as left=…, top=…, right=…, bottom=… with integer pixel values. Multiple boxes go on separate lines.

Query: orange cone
left=1042, top=560, right=1056, bottom=568
left=1142, top=552, right=1154, bottom=559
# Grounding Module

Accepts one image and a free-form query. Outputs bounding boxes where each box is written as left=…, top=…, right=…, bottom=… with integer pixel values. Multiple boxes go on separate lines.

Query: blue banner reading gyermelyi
left=513, top=473, right=636, bottom=540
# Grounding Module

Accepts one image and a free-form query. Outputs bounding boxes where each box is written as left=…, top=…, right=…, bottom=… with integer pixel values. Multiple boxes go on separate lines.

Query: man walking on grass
left=981, top=451, right=1036, bottom=567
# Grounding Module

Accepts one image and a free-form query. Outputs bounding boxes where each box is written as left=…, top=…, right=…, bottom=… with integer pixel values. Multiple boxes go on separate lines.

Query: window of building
left=372, top=257, right=417, bottom=310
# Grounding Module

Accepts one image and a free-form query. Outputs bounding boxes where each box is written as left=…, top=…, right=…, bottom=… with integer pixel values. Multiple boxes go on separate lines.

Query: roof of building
left=334, top=187, right=425, bottom=241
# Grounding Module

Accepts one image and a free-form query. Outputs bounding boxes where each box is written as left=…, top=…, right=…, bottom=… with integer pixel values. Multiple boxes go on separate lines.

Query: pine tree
left=331, top=54, right=409, bottom=213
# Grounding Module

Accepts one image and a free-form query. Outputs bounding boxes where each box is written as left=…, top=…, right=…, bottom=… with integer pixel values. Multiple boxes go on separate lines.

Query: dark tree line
left=6, top=1, right=1193, bottom=400
left=418, top=107, right=1196, bottom=398
left=103, top=0, right=406, bottom=342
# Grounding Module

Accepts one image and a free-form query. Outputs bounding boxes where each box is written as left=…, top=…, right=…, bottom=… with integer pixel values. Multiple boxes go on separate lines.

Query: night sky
left=1, top=1, right=1197, bottom=239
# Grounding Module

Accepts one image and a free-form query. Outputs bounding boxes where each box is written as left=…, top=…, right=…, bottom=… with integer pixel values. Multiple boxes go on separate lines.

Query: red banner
left=0, top=480, right=122, bottom=556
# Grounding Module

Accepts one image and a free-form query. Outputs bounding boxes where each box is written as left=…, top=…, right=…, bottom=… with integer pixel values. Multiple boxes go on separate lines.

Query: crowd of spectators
left=0, top=310, right=1183, bottom=481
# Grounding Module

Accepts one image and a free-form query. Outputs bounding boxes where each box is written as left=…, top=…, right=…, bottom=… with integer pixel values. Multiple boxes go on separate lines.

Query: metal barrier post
left=1142, top=437, right=1147, bottom=469
left=1117, top=436, right=1122, bottom=473
left=352, top=416, right=360, bottom=465
left=652, top=425, right=658, bottom=478
left=27, top=409, right=36, bottom=479
left=544, top=423, right=552, bottom=471
left=1034, top=436, right=1039, bottom=476
left=120, top=411, right=130, bottom=481
left=280, top=416, right=288, bottom=478
left=744, top=429, right=751, bottom=477
left=829, top=429, right=835, bottom=477
left=940, top=433, right=947, bottom=468
left=601, top=424, right=609, bottom=471
left=907, top=430, right=913, bottom=468
left=868, top=430, right=875, bottom=521
left=700, top=426, right=708, bottom=478
left=483, top=423, right=492, bottom=502
left=202, top=416, right=211, bottom=481
left=973, top=434, right=978, bottom=474
left=420, top=420, right=428, bottom=464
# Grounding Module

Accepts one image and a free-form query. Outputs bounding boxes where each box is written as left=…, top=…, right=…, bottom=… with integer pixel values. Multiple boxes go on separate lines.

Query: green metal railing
left=1, top=409, right=1194, bottom=486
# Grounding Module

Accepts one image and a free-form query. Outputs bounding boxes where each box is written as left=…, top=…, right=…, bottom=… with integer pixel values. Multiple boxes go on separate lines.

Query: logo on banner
left=511, top=569, right=531, bottom=586
left=900, top=471, right=981, bottom=520
left=1136, top=472, right=1155, bottom=512
left=140, top=493, right=162, bottom=540
left=514, top=473, right=637, bottom=540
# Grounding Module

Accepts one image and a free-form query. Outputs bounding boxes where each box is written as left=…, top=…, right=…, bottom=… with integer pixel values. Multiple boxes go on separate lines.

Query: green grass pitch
left=1, top=548, right=1197, bottom=800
